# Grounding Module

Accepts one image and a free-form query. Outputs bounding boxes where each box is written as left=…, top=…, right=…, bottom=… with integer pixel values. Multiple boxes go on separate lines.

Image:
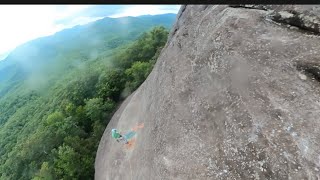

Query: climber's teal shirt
left=112, top=129, right=121, bottom=139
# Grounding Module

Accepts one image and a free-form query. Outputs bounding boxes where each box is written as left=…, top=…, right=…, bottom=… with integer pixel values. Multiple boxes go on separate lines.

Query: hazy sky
left=0, top=5, right=180, bottom=60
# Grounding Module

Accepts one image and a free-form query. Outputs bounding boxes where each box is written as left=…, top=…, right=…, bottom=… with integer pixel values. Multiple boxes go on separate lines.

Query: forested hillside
left=0, top=14, right=175, bottom=97
left=0, top=13, right=174, bottom=180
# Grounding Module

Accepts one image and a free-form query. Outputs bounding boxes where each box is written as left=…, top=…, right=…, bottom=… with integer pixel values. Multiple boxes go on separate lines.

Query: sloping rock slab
left=95, top=5, right=320, bottom=180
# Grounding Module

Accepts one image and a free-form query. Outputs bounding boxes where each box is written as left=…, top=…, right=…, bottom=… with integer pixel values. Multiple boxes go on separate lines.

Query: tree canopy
left=0, top=25, right=170, bottom=180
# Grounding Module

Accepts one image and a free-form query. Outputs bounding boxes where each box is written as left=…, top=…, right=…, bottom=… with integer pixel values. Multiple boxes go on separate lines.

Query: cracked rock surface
left=95, top=5, right=320, bottom=180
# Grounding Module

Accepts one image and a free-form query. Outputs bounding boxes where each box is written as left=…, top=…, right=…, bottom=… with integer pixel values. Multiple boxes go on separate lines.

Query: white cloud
left=64, top=16, right=105, bottom=27
left=109, top=5, right=180, bottom=18
left=0, top=5, right=92, bottom=56
left=0, top=5, right=180, bottom=60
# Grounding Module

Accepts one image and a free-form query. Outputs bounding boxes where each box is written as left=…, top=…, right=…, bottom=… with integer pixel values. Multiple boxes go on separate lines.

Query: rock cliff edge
left=95, top=5, right=320, bottom=179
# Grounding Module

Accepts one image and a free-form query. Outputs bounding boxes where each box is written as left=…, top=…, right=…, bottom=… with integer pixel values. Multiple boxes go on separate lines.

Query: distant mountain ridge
left=0, top=13, right=176, bottom=97
left=0, top=11, right=176, bottom=179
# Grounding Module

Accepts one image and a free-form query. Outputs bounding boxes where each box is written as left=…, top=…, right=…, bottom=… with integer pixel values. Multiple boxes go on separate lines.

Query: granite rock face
left=95, top=5, right=320, bottom=179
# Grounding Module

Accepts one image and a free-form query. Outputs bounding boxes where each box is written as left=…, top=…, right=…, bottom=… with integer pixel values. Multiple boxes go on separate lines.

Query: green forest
left=0, top=14, right=173, bottom=180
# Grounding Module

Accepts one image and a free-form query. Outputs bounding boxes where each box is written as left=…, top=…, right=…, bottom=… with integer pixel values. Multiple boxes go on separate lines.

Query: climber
left=111, top=129, right=128, bottom=144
